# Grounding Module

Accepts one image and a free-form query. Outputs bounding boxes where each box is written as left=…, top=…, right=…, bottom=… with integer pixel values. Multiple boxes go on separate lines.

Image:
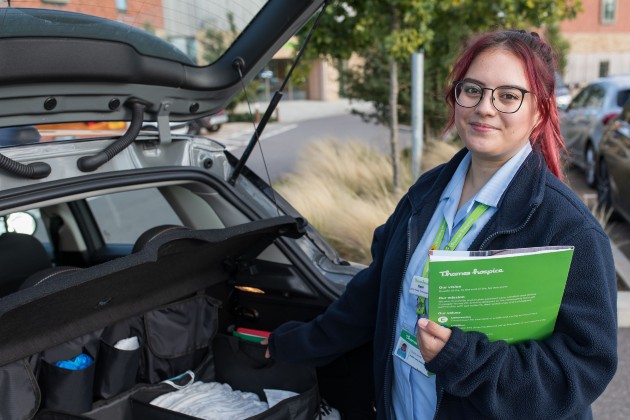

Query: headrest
left=0, top=233, right=51, bottom=296
left=131, top=225, right=190, bottom=253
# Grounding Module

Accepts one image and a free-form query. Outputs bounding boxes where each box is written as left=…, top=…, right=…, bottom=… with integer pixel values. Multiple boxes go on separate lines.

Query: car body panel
left=599, top=99, right=630, bottom=221
left=561, top=75, right=630, bottom=186
left=0, top=3, right=323, bottom=129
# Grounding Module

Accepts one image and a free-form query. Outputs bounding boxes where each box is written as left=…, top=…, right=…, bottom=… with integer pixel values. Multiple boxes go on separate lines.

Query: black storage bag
left=94, top=317, right=144, bottom=400
left=34, top=409, right=93, bottom=419
left=141, top=295, right=219, bottom=384
left=131, top=388, right=199, bottom=420
left=213, top=334, right=320, bottom=420
left=131, top=334, right=319, bottom=419
left=39, top=349, right=96, bottom=414
left=93, top=340, right=141, bottom=401
left=0, top=359, right=40, bottom=420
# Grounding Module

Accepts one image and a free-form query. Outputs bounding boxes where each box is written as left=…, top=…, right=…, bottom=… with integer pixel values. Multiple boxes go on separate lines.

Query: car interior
left=0, top=1, right=377, bottom=417
left=0, top=177, right=375, bottom=419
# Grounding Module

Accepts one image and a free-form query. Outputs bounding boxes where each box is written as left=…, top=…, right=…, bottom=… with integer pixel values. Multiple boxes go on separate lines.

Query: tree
left=300, top=0, right=434, bottom=192
left=544, top=21, right=571, bottom=76
left=202, top=12, right=261, bottom=112
left=301, top=0, right=581, bottom=190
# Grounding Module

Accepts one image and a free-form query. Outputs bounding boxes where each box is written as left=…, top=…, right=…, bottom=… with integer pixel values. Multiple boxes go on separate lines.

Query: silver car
left=561, top=74, right=630, bottom=187
left=0, top=3, right=372, bottom=419
left=597, top=98, right=630, bottom=221
left=555, top=72, right=572, bottom=111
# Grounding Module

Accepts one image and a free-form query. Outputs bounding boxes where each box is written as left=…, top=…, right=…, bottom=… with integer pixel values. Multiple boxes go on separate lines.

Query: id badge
left=392, top=330, right=430, bottom=376
left=409, top=275, right=429, bottom=298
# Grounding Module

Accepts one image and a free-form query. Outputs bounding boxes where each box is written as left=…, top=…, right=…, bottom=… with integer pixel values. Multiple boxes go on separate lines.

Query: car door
left=604, top=102, right=630, bottom=219
left=580, top=83, right=608, bottom=142
left=562, top=86, right=593, bottom=165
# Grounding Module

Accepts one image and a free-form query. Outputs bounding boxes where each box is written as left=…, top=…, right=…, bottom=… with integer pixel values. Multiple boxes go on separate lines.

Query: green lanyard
left=416, top=203, right=490, bottom=315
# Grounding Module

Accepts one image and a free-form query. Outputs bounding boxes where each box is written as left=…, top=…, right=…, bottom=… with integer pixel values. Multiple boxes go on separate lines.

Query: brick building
left=5, top=0, right=164, bottom=30
left=560, top=0, right=630, bottom=87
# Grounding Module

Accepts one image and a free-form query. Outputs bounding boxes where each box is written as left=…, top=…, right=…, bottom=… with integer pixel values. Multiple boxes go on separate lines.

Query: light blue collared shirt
left=391, top=142, right=532, bottom=419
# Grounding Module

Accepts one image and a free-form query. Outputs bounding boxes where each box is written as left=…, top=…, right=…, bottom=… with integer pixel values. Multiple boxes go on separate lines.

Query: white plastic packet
left=114, top=336, right=140, bottom=351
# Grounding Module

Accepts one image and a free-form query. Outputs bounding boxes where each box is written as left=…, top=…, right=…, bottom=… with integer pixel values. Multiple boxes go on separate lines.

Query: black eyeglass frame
left=453, top=80, right=531, bottom=114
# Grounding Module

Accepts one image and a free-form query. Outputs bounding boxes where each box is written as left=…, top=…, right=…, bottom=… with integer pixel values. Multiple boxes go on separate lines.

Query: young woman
left=266, top=30, right=617, bottom=419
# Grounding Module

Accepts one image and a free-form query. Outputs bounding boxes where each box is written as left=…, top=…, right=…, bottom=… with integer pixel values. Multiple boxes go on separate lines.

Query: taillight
left=602, top=113, right=619, bottom=125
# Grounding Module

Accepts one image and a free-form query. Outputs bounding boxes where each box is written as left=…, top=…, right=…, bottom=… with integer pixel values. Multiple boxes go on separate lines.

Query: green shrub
left=275, top=139, right=458, bottom=264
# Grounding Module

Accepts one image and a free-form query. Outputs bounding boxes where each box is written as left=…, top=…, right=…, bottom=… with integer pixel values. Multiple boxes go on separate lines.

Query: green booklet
left=428, top=246, right=574, bottom=344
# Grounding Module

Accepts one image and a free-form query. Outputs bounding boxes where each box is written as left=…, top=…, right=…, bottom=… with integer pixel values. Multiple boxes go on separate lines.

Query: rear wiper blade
left=228, top=0, right=330, bottom=185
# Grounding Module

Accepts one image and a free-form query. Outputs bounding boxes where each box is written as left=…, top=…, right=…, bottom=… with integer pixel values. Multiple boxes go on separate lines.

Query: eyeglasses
left=453, top=80, right=530, bottom=114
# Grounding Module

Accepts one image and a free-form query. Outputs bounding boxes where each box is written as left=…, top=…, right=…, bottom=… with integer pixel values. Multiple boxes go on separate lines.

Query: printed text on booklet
left=428, top=247, right=573, bottom=344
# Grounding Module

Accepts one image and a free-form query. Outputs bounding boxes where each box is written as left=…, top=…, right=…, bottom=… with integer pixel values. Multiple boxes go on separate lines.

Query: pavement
left=613, top=242, right=630, bottom=327
left=226, top=98, right=630, bottom=327
left=232, top=98, right=374, bottom=123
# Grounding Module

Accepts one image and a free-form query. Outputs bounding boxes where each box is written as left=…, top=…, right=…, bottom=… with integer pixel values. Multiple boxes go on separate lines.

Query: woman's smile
left=469, top=121, right=499, bottom=132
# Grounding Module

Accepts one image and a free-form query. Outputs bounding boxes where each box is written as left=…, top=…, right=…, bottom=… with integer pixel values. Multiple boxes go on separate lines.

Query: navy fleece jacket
left=270, top=148, right=618, bottom=419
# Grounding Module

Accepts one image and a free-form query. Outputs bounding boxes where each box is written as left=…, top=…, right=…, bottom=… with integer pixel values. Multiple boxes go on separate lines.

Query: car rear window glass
left=584, top=85, right=606, bottom=108
left=87, top=188, right=181, bottom=244
left=0, top=1, right=269, bottom=66
left=568, top=88, right=590, bottom=110
left=617, top=90, right=630, bottom=108
left=0, top=209, right=49, bottom=246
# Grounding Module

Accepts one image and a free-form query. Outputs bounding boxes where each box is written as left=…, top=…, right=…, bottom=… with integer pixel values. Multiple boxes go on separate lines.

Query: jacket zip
left=432, top=388, right=445, bottom=420
left=383, top=216, right=413, bottom=418
left=479, top=204, right=538, bottom=250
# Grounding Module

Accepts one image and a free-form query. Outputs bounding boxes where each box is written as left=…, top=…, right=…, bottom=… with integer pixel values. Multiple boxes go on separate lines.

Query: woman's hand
left=416, top=318, right=451, bottom=363
left=261, top=337, right=270, bottom=359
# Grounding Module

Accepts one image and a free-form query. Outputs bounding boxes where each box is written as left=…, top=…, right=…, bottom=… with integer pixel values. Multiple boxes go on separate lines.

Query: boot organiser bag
left=130, top=334, right=319, bottom=420
left=0, top=218, right=318, bottom=419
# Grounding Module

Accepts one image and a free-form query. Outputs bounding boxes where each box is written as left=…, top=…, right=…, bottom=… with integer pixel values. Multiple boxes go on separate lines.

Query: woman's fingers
left=260, top=337, right=270, bottom=359
left=416, top=318, right=452, bottom=363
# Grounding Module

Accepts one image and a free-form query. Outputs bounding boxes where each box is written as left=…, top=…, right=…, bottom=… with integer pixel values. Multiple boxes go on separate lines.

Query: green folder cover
left=428, top=246, right=574, bottom=344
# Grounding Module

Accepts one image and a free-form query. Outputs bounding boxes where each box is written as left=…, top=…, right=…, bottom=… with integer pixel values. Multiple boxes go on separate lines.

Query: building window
left=601, top=0, right=616, bottom=24
left=599, top=61, right=610, bottom=78
left=116, top=0, right=128, bottom=13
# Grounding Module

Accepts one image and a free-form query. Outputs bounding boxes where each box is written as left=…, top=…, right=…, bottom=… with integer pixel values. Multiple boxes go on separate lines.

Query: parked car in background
left=555, top=72, right=572, bottom=111
left=188, top=109, right=229, bottom=134
left=560, top=74, right=630, bottom=187
left=139, top=120, right=191, bottom=135
left=597, top=97, right=630, bottom=221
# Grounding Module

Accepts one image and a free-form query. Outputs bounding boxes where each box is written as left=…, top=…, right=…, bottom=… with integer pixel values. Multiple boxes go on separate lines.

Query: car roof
left=590, top=74, right=630, bottom=87
left=0, top=1, right=324, bottom=128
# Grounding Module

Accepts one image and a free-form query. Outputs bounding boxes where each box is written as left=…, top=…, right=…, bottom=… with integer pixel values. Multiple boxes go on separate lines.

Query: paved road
left=593, top=328, right=630, bottom=419
left=212, top=115, right=629, bottom=418
left=213, top=114, right=411, bottom=183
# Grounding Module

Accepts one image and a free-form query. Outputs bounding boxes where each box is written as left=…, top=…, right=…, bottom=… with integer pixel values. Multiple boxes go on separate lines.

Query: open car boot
left=0, top=1, right=375, bottom=419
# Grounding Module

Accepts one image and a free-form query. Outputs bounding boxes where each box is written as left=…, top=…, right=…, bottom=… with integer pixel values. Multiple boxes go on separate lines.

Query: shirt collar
left=439, top=141, right=532, bottom=225
left=440, top=152, right=470, bottom=205
left=475, top=141, right=532, bottom=208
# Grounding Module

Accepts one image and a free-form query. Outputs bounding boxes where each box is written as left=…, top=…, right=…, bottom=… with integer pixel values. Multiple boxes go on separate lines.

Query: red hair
left=444, top=30, right=565, bottom=179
